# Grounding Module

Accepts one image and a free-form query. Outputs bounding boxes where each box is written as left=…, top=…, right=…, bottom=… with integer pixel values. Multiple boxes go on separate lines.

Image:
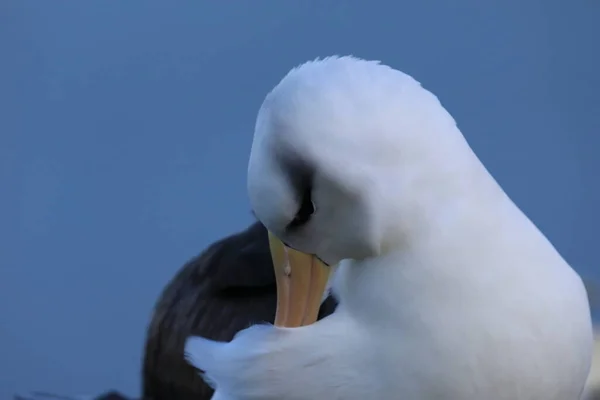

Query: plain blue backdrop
left=1, top=1, right=598, bottom=398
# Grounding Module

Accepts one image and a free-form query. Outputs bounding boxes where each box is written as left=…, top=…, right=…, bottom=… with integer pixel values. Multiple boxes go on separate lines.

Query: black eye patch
left=287, top=184, right=314, bottom=229
left=275, top=146, right=316, bottom=231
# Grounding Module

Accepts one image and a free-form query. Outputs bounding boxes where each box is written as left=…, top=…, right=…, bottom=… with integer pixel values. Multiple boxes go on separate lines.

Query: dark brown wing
left=141, top=221, right=338, bottom=400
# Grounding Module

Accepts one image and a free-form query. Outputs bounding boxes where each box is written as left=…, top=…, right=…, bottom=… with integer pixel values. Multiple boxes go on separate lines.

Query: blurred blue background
left=1, top=1, right=598, bottom=398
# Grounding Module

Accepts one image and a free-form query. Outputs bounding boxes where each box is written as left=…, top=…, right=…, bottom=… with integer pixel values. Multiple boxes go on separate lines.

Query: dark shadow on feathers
left=141, top=221, right=338, bottom=400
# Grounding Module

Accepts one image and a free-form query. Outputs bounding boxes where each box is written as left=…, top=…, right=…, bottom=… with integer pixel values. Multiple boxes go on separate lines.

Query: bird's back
left=142, top=221, right=338, bottom=400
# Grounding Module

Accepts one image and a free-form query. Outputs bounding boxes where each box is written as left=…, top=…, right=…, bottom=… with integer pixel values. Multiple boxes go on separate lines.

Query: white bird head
left=248, top=55, right=482, bottom=267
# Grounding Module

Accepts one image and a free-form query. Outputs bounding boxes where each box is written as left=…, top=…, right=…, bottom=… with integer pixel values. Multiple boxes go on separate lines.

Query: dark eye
left=288, top=186, right=315, bottom=229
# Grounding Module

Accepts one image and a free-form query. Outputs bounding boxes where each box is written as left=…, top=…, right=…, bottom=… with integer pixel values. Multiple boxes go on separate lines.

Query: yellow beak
left=268, top=231, right=332, bottom=328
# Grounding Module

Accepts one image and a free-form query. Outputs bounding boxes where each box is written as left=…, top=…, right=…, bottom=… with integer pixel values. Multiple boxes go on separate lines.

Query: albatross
left=184, top=56, right=593, bottom=399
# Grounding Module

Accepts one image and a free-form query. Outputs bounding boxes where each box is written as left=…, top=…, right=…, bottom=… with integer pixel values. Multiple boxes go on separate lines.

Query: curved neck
left=335, top=150, right=560, bottom=327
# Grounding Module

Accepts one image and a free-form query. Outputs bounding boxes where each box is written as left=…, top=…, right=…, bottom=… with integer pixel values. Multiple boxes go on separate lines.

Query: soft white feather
left=185, top=55, right=593, bottom=399
left=583, top=331, right=600, bottom=399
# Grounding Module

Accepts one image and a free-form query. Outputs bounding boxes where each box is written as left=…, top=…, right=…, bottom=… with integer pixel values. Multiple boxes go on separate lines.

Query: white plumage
left=583, top=331, right=600, bottom=399
left=185, top=56, right=593, bottom=399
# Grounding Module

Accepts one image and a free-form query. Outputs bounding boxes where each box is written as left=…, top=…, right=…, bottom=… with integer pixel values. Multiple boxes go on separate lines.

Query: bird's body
left=189, top=235, right=590, bottom=399
left=583, top=332, right=600, bottom=400
left=185, top=56, right=593, bottom=399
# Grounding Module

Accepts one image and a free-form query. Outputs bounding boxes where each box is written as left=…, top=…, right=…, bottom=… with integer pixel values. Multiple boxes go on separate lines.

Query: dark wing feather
left=142, top=221, right=338, bottom=400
